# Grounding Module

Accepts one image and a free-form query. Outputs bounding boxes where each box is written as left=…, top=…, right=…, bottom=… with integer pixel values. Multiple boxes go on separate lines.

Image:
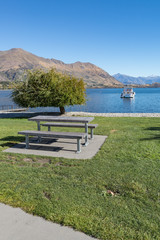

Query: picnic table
left=28, top=115, right=94, bottom=146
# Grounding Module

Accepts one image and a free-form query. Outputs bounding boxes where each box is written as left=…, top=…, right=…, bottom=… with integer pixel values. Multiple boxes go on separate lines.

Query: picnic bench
left=28, top=116, right=94, bottom=146
left=18, top=130, right=87, bottom=153
left=41, top=122, right=98, bottom=139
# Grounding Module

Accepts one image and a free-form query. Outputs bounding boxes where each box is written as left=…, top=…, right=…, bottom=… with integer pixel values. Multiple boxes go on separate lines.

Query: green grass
left=0, top=117, right=160, bottom=239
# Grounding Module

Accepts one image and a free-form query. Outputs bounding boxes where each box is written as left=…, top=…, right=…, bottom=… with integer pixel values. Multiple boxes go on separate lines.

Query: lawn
left=0, top=117, right=160, bottom=240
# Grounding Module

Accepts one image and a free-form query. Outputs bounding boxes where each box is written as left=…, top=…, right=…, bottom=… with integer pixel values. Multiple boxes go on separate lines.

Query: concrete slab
left=3, top=135, right=107, bottom=159
left=0, top=203, right=97, bottom=240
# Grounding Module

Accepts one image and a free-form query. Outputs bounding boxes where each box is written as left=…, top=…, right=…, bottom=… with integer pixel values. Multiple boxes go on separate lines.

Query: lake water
left=1, top=88, right=160, bottom=113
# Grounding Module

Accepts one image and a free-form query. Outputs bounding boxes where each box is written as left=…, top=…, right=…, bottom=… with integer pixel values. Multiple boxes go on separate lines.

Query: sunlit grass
left=0, top=117, right=160, bottom=239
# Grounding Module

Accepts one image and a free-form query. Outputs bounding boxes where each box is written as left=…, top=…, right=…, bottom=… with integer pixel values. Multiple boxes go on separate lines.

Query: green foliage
left=12, top=69, right=86, bottom=113
left=1, top=117, right=160, bottom=239
left=0, top=81, right=12, bottom=89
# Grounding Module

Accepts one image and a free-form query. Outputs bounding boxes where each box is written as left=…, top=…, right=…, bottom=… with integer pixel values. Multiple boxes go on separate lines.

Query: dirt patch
left=54, top=162, right=63, bottom=166
left=7, top=155, right=16, bottom=160
left=43, top=191, right=51, bottom=200
left=54, top=162, right=78, bottom=167
left=36, top=158, right=51, bottom=164
left=23, top=158, right=33, bottom=162
left=110, top=129, right=117, bottom=133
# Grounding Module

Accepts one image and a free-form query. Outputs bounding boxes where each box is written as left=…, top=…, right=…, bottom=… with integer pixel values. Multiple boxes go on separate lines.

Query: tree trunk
left=60, top=106, right=65, bottom=114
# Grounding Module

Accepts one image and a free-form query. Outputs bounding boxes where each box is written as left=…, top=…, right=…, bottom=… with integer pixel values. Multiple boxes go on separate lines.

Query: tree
left=12, top=69, right=86, bottom=114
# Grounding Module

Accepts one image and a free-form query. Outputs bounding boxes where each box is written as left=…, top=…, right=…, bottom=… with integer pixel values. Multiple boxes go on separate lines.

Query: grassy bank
left=0, top=117, right=160, bottom=239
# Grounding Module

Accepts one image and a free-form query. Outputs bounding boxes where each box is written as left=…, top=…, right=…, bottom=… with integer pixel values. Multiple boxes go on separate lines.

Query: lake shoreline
left=66, top=112, right=160, bottom=117
left=1, top=111, right=160, bottom=118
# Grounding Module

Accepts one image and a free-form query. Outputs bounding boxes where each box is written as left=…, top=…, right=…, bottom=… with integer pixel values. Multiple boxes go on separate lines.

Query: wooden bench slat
left=41, top=123, right=98, bottom=139
left=18, top=130, right=86, bottom=139
left=41, top=123, right=98, bottom=128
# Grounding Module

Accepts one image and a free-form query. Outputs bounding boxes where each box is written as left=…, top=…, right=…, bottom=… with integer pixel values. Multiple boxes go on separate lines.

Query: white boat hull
left=121, top=87, right=135, bottom=98
left=121, top=93, right=135, bottom=98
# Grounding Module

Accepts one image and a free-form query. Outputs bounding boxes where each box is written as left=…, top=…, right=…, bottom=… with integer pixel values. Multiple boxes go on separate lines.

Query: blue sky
left=0, top=0, right=160, bottom=76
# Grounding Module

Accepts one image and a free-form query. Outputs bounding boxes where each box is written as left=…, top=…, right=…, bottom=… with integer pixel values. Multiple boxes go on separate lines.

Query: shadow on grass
left=0, top=136, right=56, bottom=148
left=145, top=127, right=160, bottom=131
left=0, top=136, right=24, bottom=142
left=141, top=127, right=160, bottom=141
left=0, top=136, right=24, bottom=148
left=0, top=142, right=17, bottom=148
left=140, top=135, right=160, bottom=141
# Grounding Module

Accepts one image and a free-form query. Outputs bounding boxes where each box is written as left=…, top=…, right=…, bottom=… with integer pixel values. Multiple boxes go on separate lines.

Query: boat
left=120, top=87, right=135, bottom=98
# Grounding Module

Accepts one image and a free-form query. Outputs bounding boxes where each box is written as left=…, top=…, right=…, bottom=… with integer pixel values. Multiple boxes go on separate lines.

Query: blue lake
left=1, top=88, right=160, bottom=113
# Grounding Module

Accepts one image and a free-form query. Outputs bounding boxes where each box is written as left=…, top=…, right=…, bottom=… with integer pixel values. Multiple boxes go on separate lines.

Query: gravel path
left=1, top=111, right=160, bottom=118
left=66, top=112, right=160, bottom=117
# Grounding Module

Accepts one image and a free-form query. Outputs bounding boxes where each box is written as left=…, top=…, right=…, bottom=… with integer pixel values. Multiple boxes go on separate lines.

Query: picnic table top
left=28, top=115, right=94, bottom=123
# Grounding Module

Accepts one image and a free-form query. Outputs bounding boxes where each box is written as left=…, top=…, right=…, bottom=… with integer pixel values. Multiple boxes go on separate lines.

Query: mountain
left=113, top=73, right=160, bottom=85
left=0, top=48, right=122, bottom=88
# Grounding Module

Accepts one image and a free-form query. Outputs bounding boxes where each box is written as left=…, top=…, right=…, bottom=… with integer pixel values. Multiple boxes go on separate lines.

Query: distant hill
left=113, top=73, right=160, bottom=85
left=0, top=48, right=122, bottom=88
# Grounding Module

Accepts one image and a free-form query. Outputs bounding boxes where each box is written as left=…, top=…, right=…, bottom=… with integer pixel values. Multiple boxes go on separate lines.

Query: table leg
left=76, top=138, right=81, bottom=153
left=91, top=128, right=94, bottom=139
left=37, top=121, right=41, bottom=142
left=26, top=135, right=29, bottom=149
left=85, top=123, right=89, bottom=146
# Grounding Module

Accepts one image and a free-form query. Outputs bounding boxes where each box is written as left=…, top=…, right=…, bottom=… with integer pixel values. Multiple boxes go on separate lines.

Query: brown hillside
left=0, top=48, right=122, bottom=88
